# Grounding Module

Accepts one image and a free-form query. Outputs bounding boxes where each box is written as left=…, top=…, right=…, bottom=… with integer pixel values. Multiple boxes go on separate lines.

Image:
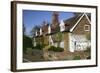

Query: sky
left=23, top=10, right=75, bottom=36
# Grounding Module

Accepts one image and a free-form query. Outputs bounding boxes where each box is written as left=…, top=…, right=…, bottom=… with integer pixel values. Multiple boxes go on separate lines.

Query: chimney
left=52, top=11, right=59, bottom=26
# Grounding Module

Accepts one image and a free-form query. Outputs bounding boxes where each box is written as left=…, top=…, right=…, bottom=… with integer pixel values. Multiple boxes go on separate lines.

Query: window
left=84, top=25, right=90, bottom=31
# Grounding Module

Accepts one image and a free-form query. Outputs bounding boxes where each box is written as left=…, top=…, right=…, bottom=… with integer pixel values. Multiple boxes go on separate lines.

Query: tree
left=55, top=26, right=62, bottom=47
left=23, top=24, right=26, bottom=35
left=23, top=24, right=32, bottom=53
left=30, top=25, right=40, bottom=37
left=56, top=32, right=62, bottom=47
left=23, top=35, right=32, bottom=53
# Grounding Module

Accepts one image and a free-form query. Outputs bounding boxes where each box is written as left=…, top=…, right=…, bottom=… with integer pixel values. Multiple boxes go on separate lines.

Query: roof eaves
left=84, top=13, right=91, bottom=25
left=70, top=13, right=85, bottom=32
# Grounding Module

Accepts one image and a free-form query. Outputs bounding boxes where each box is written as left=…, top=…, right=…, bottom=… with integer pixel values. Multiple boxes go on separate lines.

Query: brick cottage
left=33, top=12, right=91, bottom=53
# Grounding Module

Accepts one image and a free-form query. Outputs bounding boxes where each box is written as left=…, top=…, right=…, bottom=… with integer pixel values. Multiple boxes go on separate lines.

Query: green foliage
left=48, top=46, right=64, bottom=52
left=56, top=25, right=60, bottom=32
left=32, top=44, right=44, bottom=50
left=23, top=35, right=32, bottom=53
left=35, top=37, right=45, bottom=46
left=23, top=24, right=26, bottom=35
left=30, top=26, right=40, bottom=36
left=55, top=32, right=62, bottom=47
left=56, top=47, right=64, bottom=52
left=73, top=56, right=81, bottom=60
left=48, top=46, right=56, bottom=51
left=26, top=48, right=33, bottom=55
left=56, top=32, right=62, bottom=42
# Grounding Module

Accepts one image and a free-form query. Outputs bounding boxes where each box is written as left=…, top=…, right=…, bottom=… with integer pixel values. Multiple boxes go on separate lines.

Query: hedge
left=48, top=46, right=64, bottom=52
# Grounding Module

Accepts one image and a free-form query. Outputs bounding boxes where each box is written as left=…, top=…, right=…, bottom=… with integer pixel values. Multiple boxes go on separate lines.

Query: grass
left=73, top=55, right=81, bottom=60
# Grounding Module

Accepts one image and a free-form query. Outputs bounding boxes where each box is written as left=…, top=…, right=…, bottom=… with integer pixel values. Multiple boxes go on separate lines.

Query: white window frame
left=84, top=25, right=90, bottom=31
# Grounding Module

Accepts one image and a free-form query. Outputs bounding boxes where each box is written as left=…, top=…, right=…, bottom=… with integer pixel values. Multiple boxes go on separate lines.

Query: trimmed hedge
left=48, top=46, right=64, bottom=52
left=32, top=44, right=44, bottom=50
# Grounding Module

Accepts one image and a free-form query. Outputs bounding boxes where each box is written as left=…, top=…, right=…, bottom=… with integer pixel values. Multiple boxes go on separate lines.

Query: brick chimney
left=52, top=11, right=59, bottom=26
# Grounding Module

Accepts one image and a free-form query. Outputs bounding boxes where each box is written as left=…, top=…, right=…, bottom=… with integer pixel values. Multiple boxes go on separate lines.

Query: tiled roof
left=63, top=14, right=82, bottom=32
left=34, top=13, right=91, bottom=37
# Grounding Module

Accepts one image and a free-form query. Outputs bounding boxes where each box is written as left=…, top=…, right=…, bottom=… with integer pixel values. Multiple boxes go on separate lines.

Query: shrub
left=73, top=56, right=81, bottom=60
left=23, top=35, right=32, bottom=53
left=48, top=46, right=64, bottom=52
left=56, top=47, right=64, bottom=52
left=26, top=48, right=33, bottom=55
left=32, top=44, right=44, bottom=50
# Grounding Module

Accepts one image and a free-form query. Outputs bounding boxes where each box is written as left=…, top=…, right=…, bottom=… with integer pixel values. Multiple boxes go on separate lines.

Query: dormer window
left=84, top=25, right=90, bottom=31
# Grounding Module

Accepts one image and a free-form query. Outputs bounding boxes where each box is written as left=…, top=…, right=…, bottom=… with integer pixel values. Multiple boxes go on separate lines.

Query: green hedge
left=26, top=48, right=33, bottom=55
left=32, top=44, right=44, bottom=50
left=23, top=35, right=32, bottom=53
left=48, top=46, right=64, bottom=52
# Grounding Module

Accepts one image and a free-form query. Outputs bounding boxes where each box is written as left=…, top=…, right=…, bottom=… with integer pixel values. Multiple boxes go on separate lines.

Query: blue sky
left=23, top=10, right=75, bottom=36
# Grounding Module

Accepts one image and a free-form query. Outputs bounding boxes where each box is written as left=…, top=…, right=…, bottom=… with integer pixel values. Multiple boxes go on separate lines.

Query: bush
left=26, top=48, right=33, bottom=55
left=73, top=56, right=81, bottom=60
left=23, top=35, right=32, bottom=53
left=48, top=46, right=64, bottom=52
left=32, top=44, right=44, bottom=50
left=56, top=47, right=64, bottom=52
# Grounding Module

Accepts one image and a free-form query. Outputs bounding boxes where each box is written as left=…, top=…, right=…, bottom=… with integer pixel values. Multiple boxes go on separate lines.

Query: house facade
left=33, top=12, right=91, bottom=52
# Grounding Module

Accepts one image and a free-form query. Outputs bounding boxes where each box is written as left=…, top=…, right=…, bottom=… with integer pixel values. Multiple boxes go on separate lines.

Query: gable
left=70, top=13, right=91, bottom=32
left=64, top=14, right=82, bottom=32
left=71, top=14, right=91, bottom=34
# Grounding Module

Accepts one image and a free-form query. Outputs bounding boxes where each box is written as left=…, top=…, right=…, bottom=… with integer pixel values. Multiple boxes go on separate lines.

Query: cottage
left=59, top=13, right=91, bottom=52
left=33, top=12, right=91, bottom=52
